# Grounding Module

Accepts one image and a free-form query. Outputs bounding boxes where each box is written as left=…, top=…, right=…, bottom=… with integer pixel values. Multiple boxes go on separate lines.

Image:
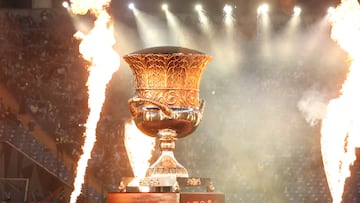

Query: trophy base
left=113, top=177, right=224, bottom=203
left=108, top=192, right=225, bottom=203
left=120, top=177, right=214, bottom=193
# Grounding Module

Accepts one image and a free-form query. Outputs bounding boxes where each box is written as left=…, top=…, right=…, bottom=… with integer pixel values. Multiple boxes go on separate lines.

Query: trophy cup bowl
left=124, top=46, right=211, bottom=178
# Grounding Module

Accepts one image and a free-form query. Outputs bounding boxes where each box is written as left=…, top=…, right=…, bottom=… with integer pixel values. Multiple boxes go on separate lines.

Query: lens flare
left=321, top=0, right=360, bottom=203
left=68, top=0, right=120, bottom=202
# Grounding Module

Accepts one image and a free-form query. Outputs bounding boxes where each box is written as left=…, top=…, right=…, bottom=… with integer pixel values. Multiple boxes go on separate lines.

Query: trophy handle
left=128, top=97, right=174, bottom=118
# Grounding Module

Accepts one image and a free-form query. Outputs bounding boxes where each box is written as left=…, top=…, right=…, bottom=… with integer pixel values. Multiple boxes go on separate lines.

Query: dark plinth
left=181, top=193, right=224, bottom=203
left=108, top=192, right=225, bottom=203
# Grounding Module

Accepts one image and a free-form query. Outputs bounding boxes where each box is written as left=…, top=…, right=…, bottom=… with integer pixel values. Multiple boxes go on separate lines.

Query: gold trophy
left=124, top=46, right=211, bottom=178
left=108, top=46, right=224, bottom=203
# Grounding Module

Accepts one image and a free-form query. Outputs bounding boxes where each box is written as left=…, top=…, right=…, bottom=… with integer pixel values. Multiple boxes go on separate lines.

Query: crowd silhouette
left=0, top=9, right=128, bottom=201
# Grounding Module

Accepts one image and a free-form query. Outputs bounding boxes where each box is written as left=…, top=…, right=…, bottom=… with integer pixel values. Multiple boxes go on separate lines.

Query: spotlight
left=62, top=1, right=69, bottom=8
left=223, top=4, right=233, bottom=15
left=162, top=3, right=168, bottom=11
left=257, top=3, right=269, bottom=15
left=293, top=6, right=302, bottom=16
left=327, top=6, right=335, bottom=17
left=128, top=2, right=135, bottom=10
left=195, top=4, right=202, bottom=12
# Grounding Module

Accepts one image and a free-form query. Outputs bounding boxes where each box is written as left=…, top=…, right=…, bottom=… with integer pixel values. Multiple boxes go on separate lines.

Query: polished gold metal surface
left=124, top=46, right=211, bottom=178
left=124, top=46, right=211, bottom=108
left=128, top=102, right=204, bottom=138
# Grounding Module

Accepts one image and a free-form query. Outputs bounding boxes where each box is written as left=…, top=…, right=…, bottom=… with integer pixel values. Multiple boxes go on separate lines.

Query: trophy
left=124, top=46, right=211, bottom=178
left=107, top=46, right=224, bottom=203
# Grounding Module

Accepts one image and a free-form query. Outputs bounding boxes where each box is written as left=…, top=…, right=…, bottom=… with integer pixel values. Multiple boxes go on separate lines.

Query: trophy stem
left=146, top=129, right=189, bottom=178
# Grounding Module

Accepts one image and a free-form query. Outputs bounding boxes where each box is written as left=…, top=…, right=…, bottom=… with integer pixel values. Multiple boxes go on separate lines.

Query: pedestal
left=108, top=192, right=225, bottom=203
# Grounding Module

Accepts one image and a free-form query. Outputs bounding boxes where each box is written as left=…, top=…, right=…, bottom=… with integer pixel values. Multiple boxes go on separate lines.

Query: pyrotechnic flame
left=124, top=120, right=155, bottom=188
left=321, top=0, right=360, bottom=202
left=69, top=0, right=120, bottom=202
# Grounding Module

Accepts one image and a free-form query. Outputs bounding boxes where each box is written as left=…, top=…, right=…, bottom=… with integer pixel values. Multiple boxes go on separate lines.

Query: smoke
left=297, top=86, right=329, bottom=126
left=110, top=5, right=348, bottom=202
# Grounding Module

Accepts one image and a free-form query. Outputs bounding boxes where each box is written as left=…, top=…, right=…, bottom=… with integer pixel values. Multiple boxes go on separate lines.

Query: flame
left=68, top=0, right=120, bottom=202
left=321, top=0, right=360, bottom=202
left=124, top=120, right=155, bottom=180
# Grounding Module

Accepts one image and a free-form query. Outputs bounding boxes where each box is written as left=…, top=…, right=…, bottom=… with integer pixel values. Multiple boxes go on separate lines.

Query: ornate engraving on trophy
left=124, top=46, right=211, bottom=178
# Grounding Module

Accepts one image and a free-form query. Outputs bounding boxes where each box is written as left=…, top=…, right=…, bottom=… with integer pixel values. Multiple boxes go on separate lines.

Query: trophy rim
left=125, top=46, right=208, bottom=56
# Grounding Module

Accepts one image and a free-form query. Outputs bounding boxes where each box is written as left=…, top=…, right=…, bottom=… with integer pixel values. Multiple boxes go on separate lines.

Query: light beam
left=130, top=4, right=168, bottom=47
left=163, top=4, right=193, bottom=46
left=223, top=4, right=234, bottom=27
left=256, top=3, right=271, bottom=60
left=195, top=3, right=212, bottom=36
